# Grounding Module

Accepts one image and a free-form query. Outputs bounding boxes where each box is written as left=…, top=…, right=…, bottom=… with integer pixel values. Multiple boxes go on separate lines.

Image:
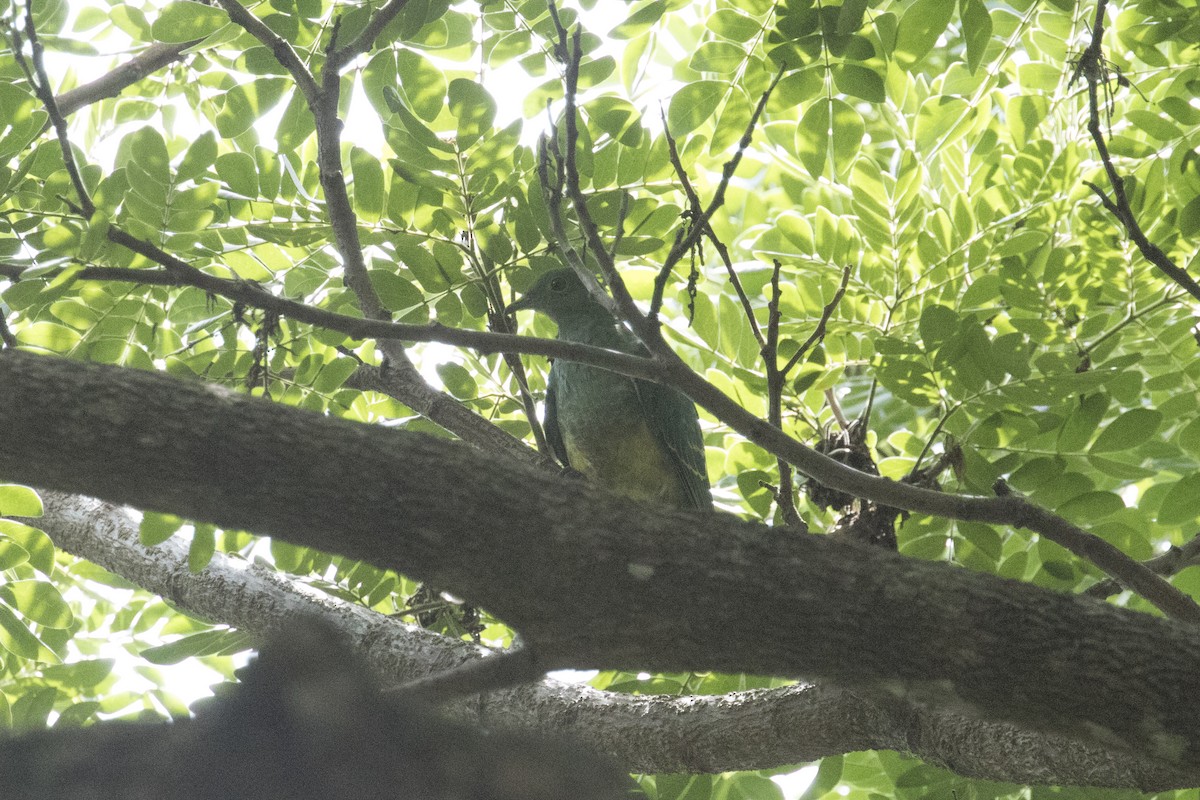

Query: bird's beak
left=505, top=296, right=534, bottom=315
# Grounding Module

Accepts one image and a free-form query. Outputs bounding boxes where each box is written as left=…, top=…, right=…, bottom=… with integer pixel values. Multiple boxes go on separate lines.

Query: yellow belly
left=563, top=417, right=687, bottom=507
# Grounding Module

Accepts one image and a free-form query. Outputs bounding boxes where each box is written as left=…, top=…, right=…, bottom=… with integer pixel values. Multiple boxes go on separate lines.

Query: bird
left=506, top=268, right=712, bottom=512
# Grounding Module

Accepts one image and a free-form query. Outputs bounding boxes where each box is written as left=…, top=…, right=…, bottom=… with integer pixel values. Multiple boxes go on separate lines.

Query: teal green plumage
left=507, top=269, right=712, bottom=512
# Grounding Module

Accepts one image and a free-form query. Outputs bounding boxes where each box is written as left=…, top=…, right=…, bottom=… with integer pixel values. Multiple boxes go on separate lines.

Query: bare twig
left=55, top=41, right=199, bottom=118
left=1085, top=534, right=1200, bottom=599
left=213, top=0, right=320, bottom=106
left=386, top=648, right=542, bottom=704
left=1, top=262, right=198, bottom=286
left=1069, top=0, right=1200, bottom=302
left=17, top=1, right=95, bottom=218
left=661, top=110, right=764, bottom=348
left=657, top=65, right=784, bottom=279
left=326, top=0, right=411, bottom=71
left=780, top=265, right=852, bottom=378
left=764, top=259, right=802, bottom=527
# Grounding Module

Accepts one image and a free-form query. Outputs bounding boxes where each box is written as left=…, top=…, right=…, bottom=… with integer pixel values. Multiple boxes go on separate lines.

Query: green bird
left=507, top=269, right=712, bottom=512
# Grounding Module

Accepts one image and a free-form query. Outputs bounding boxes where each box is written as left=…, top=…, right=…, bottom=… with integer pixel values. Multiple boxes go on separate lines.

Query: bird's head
left=505, top=269, right=605, bottom=327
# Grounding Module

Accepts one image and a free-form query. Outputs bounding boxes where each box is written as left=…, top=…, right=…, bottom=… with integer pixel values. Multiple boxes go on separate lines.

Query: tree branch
left=1069, top=0, right=1200, bottom=302
left=29, top=491, right=1197, bottom=788
left=12, top=0, right=1193, bottom=613
left=6, top=351, right=1200, bottom=770
left=55, top=41, right=199, bottom=117
left=11, top=231, right=1192, bottom=614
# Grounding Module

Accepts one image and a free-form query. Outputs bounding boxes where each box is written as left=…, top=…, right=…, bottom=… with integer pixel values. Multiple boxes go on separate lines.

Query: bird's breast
left=552, top=362, right=689, bottom=507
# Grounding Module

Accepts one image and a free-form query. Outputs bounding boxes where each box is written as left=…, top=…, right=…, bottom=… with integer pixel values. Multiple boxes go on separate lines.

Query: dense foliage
left=2, top=0, right=1199, bottom=796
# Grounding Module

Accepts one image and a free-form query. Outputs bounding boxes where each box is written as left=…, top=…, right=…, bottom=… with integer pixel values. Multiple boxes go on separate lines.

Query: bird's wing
left=544, top=362, right=570, bottom=467
left=632, top=378, right=713, bottom=511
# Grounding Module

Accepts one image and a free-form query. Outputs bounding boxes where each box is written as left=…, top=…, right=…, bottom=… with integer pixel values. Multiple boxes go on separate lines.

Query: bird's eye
left=550, top=277, right=566, bottom=291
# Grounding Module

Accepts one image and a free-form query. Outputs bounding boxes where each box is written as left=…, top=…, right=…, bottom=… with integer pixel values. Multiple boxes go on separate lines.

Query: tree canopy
left=2, top=0, right=1200, bottom=797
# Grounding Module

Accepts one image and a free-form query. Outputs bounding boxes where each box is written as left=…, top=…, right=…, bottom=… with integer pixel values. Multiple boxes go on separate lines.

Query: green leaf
left=396, top=49, right=448, bottom=122
left=667, top=81, right=726, bottom=137
left=1057, top=394, right=1109, bottom=452
left=689, top=41, right=745, bottom=74
left=1126, top=110, right=1184, bottom=141
left=1158, top=474, right=1200, bottom=527
left=140, top=512, right=184, bottom=546
left=41, top=659, right=115, bottom=689
left=832, top=64, right=885, bottom=103
left=1178, top=417, right=1200, bottom=458
left=0, top=485, right=42, bottom=517
left=610, top=0, right=666, bottom=40
left=16, top=321, right=81, bottom=351
left=1007, top=95, right=1048, bottom=149
left=447, top=79, right=497, bottom=148
left=314, top=358, right=360, bottom=393
left=0, top=604, right=41, bottom=659
left=188, top=524, right=216, bottom=573
left=140, top=629, right=243, bottom=664
left=918, top=305, right=957, bottom=349
left=894, top=0, right=956, bottom=69
left=350, top=147, right=385, bottom=222
left=126, top=126, right=171, bottom=186
left=796, top=98, right=862, bottom=178
left=0, top=539, right=30, bottom=571
left=1089, top=408, right=1162, bottom=454
left=914, top=95, right=971, bottom=152
left=215, top=151, right=259, bottom=197
left=152, top=1, right=229, bottom=43
left=707, top=9, right=760, bottom=42
left=436, top=362, right=477, bottom=399
left=215, top=78, right=288, bottom=139
left=587, top=97, right=643, bottom=147
left=0, top=523, right=55, bottom=574
left=4, top=581, right=73, bottom=628
left=1056, top=491, right=1124, bottom=523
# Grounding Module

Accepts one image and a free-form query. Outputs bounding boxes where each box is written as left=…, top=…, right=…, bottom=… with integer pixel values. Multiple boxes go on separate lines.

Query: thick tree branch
left=5, top=242, right=1191, bottom=613
left=0, top=613, right=629, bottom=800
left=55, top=41, right=199, bottom=118
left=27, top=492, right=1199, bottom=790
left=5, top=351, right=1200, bottom=770
left=10, top=6, right=1194, bottom=614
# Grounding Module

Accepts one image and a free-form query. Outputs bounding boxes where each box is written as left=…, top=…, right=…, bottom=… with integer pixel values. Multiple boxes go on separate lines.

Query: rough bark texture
left=0, top=618, right=631, bottom=800
left=4, top=350, right=1200, bottom=771
left=38, top=492, right=1194, bottom=789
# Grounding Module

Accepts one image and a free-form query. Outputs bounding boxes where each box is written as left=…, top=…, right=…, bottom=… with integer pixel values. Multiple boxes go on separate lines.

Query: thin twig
left=212, top=0, right=320, bottom=106
left=764, top=259, right=801, bottom=527
left=1069, top=0, right=1200, bottom=302
left=18, top=0, right=95, bottom=217
left=780, top=265, right=852, bottom=378
left=547, top=7, right=649, bottom=336
left=657, top=65, right=784, bottom=279
left=327, top=0, right=411, bottom=71
left=661, top=109, right=764, bottom=348
left=1085, top=534, right=1200, bottom=599
left=385, top=648, right=542, bottom=704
